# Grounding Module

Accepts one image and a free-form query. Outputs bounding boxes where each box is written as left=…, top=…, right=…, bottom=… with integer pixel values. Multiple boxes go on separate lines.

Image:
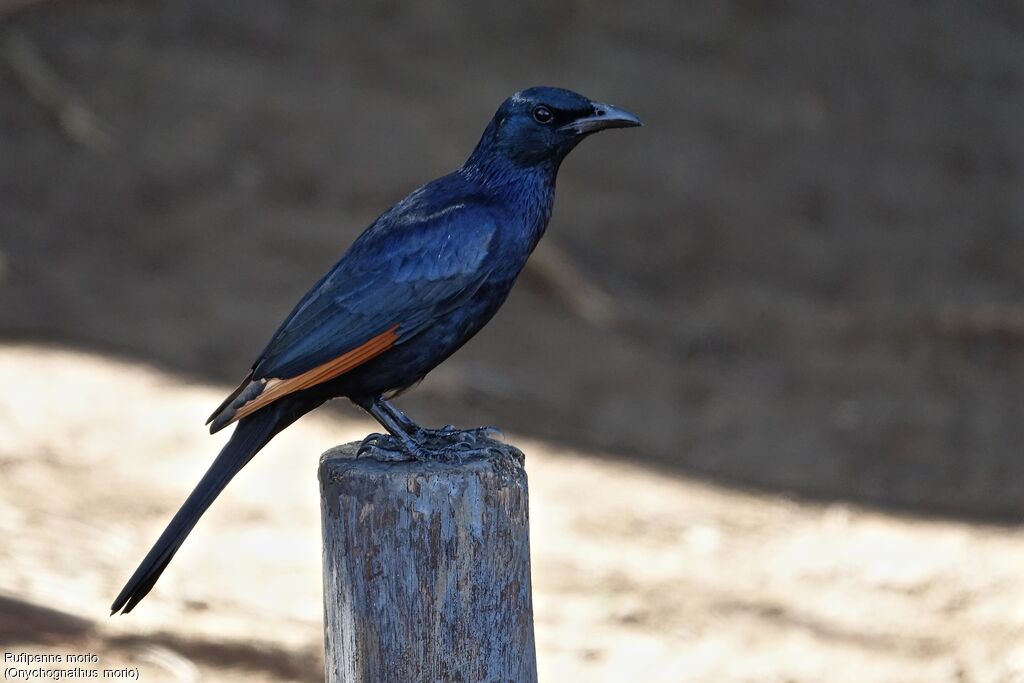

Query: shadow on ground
left=0, top=594, right=322, bottom=681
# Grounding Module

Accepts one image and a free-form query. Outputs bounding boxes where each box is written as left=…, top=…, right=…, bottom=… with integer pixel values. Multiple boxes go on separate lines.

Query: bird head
left=466, top=87, right=642, bottom=172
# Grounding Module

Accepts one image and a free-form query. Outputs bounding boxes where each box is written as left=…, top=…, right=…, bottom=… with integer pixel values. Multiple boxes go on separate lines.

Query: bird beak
left=561, top=103, right=643, bottom=135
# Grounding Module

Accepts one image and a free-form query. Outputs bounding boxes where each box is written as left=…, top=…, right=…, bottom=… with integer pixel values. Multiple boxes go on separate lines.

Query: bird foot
left=356, top=433, right=412, bottom=462
left=415, top=424, right=504, bottom=444
left=356, top=427, right=504, bottom=463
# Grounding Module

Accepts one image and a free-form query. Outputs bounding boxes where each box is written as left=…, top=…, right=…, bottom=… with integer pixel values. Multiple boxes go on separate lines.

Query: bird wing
left=207, top=200, right=498, bottom=430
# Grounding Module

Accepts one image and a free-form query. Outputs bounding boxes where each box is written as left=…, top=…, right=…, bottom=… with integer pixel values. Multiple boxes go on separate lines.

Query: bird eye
left=532, top=106, right=553, bottom=124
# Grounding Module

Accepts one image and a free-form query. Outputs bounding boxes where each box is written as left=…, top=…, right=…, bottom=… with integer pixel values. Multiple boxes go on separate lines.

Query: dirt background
left=2, top=346, right=1022, bottom=682
left=1, top=1, right=1023, bottom=679
left=2, top=0, right=1024, bottom=519
left=1, top=1, right=1023, bottom=516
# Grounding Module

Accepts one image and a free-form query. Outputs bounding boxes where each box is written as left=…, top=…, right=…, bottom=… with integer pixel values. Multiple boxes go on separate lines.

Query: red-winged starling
left=111, top=86, right=641, bottom=614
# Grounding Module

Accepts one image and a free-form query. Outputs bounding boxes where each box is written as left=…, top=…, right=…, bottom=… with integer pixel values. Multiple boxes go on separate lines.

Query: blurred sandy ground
left=1, top=344, right=1022, bottom=682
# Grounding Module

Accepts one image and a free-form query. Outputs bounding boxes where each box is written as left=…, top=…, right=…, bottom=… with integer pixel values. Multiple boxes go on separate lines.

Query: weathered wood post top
left=319, top=439, right=537, bottom=683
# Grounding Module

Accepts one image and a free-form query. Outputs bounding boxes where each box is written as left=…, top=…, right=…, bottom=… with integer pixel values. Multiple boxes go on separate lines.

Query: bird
left=110, top=86, right=641, bottom=615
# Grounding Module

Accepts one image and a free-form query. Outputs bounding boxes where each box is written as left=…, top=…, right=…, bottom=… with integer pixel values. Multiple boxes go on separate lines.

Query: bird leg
left=377, top=398, right=503, bottom=443
left=357, top=397, right=502, bottom=462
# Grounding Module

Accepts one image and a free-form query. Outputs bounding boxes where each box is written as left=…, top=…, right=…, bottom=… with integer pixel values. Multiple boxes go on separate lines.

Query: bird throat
left=473, top=163, right=555, bottom=253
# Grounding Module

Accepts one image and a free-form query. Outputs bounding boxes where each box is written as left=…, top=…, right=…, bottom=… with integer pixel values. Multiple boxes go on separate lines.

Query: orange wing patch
left=228, top=326, right=400, bottom=424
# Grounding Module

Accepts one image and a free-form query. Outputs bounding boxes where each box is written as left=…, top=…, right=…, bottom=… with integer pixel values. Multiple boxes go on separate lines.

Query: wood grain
left=319, top=440, right=537, bottom=683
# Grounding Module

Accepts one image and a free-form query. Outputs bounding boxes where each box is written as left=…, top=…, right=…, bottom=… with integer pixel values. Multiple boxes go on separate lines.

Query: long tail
left=110, top=406, right=288, bottom=615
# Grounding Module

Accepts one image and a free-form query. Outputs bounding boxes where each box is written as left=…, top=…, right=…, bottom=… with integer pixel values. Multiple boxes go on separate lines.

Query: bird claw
left=411, top=441, right=500, bottom=464
left=416, top=425, right=504, bottom=444
left=356, top=433, right=411, bottom=462
left=357, top=426, right=504, bottom=463
left=412, top=426, right=504, bottom=462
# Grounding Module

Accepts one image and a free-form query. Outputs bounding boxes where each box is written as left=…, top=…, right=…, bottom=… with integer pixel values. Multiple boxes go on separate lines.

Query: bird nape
left=110, top=86, right=641, bottom=615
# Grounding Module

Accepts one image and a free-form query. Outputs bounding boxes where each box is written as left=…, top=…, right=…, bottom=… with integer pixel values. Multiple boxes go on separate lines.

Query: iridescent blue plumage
left=111, top=86, right=641, bottom=614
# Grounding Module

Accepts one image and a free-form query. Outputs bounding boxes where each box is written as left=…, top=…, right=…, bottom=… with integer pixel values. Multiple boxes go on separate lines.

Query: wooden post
left=319, top=440, right=537, bottom=683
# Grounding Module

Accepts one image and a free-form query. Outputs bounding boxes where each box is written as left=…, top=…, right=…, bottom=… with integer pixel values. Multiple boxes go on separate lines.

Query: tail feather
left=206, top=371, right=254, bottom=427
left=110, top=407, right=284, bottom=615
